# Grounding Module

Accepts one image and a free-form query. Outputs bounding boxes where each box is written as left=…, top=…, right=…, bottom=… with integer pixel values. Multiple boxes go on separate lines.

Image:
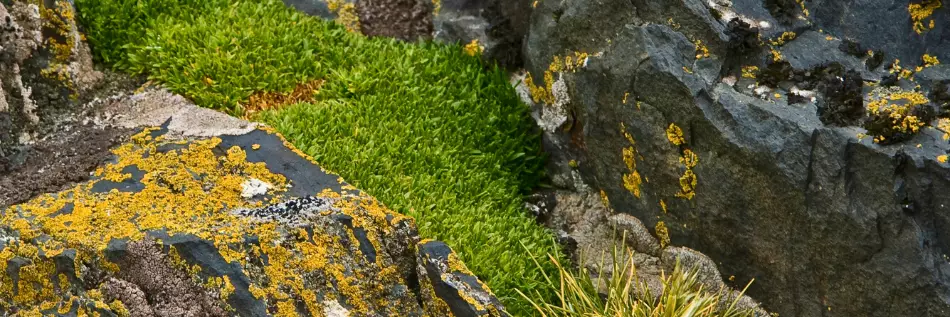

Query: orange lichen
left=910, top=0, right=942, bottom=34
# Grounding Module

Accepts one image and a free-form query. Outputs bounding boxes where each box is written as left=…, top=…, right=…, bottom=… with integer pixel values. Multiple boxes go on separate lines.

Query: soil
left=0, top=123, right=132, bottom=208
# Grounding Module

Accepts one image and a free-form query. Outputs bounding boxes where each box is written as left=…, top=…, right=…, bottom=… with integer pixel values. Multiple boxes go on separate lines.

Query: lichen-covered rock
left=0, top=90, right=505, bottom=316
left=431, top=0, right=532, bottom=68
left=0, top=0, right=103, bottom=167
left=416, top=240, right=507, bottom=317
left=520, top=0, right=950, bottom=316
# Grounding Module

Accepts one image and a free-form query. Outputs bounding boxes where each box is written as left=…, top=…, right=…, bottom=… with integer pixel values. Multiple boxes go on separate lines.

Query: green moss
left=75, top=0, right=560, bottom=313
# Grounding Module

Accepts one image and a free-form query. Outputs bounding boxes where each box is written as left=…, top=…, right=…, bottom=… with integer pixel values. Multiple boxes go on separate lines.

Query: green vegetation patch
left=76, top=0, right=558, bottom=313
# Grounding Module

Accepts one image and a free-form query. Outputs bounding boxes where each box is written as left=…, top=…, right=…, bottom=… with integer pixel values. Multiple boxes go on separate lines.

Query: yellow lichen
left=463, top=39, right=484, bottom=56
left=910, top=0, right=942, bottom=34
left=770, top=48, right=784, bottom=62
left=797, top=0, right=810, bottom=16
left=742, top=66, right=759, bottom=79
left=655, top=221, right=671, bottom=248
left=327, top=0, right=361, bottom=33
left=622, top=92, right=630, bottom=104
left=600, top=189, right=611, bottom=208
left=924, top=54, right=941, bottom=67
left=675, top=169, right=698, bottom=200
left=866, top=90, right=930, bottom=136
left=938, top=155, right=949, bottom=163
left=660, top=199, right=668, bottom=214
left=666, top=123, right=686, bottom=146
left=432, top=0, right=442, bottom=15
left=937, top=118, right=950, bottom=141
left=769, top=32, right=797, bottom=46
left=1, top=127, right=412, bottom=314
left=619, top=123, right=643, bottom=199
left=694, top=40, right=710, bottom=59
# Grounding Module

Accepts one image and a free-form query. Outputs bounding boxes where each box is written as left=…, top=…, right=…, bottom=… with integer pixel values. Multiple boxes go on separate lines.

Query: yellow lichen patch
left=660, top=199, right=668, bottom=214
left=890, top=59, right=915, bottom=79
left=619, top=123, right=643, bottom=199
left=924, top=54, right=941, bottom=67
left=769, top=32, right=797, bottom=46
left=682, top=66, right=694, bottom=74
left=937, top=118, right=950, bottom=141
left=623, top=171, right=643, bottom=198
left=622, top=92, right=630, bottom=104
left=109, top=300, right=130, bottom=317
left=910, top=0, right=942, bottom=34
left=525, top=52, right=590, bottom=105
left=938, top=155, right=949, bottom=163
left=327, top=0, right=361, bottom=33
left=2, top=128, right=412, bottom=315
left=679, top=149, right=699, bottom=169
left=432, top=0, right=442, bottom=15
left=742, top=66, right=759, bottom=79
left=675, top=169, right=698, bottom=200
left=666, top=123, right=686, bottom=146
left=600, top=189, right=611, bottom=208
left=655, top=221, right=671, bottom=248
left=242, top=80, right=323, bottom=119
left=463, top=39, right=484, bottom=56
left=798, top=0, right=810, bottom=16
left=694, top=40, right=710, bottom=59
left=770, top=48, right=784, bottom=62
left=866, top=90, right=930, bottom=136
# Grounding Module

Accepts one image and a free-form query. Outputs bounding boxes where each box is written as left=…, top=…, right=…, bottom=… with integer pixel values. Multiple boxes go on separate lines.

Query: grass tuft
left=518, top=238, right=756, bottom=317
left=75, top=0, right=560, bottom=313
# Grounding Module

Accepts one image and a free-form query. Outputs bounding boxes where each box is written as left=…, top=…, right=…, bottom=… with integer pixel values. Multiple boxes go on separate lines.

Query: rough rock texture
left=357, top=0, right=433, bottom=41
left=520, top=1, right=950, bottom=317
left=282, top=0, right=433, bottom=41
left=0, top=0, right=103, bottom=157
left=528, top=189, right=766, bottom=315
left=431, top=0, right=533, bottom=68
left=0, top=89, right=507, bottom=316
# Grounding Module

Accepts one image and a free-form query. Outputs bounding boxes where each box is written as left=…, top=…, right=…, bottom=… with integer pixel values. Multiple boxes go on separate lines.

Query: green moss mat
left=76, top=0, right=559, bottom=313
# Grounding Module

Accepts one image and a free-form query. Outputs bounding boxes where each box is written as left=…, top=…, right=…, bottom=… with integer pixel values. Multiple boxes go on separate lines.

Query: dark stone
left=817, top=69, right=864, bottom=126
left=432, top=0, right=533, bottom=68
left=417, top=240, right=508, bottom=317
left=357, top=0, right=434, bottom=41
left=523, top=1, right=950, bottom=316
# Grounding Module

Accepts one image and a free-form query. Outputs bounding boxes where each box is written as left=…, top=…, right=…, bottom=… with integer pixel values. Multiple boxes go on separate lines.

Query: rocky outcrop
left=0, top=0, right=103, bottom=158
left=519, top=1, right=950, bottom=316
left=0, top=88, right=507, bottom=316
left=282, top=0, right=434, bottom=40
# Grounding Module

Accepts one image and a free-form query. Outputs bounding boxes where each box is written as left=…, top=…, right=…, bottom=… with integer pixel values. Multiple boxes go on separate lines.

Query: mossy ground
left=75, top=0, right=559, bottom=313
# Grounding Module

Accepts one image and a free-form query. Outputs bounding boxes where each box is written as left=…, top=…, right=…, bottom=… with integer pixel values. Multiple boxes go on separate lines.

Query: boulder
left=0, top=88, right=506, bottom=316
left=521, top=0, right=950, bottom=316
left=0, top=0, right=103, bottom=158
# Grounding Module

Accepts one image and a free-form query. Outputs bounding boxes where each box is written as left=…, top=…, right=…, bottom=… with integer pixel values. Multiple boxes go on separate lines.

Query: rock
left=416, top=240, right=507, bottom=317
left=432, top=0, right=532, bottom=68
left=0, top=0, right=105, bottom=172
left=0, top=89, right=506, bottom=316
left=521, top=0, right=950, bottom=316
left=282, top=0, right=434, bottom=41
left=357, top=0, right=433, bottom=41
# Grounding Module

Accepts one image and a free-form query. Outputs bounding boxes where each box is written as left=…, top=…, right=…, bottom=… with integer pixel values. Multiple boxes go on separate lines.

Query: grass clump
left=520, top=240, right=755, bottom=317
left=75, top=0, right=559, bottom=313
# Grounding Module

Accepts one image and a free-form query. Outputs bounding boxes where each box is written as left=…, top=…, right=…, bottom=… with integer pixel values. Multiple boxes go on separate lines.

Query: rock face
left=0, top=88, right=506, bottom=316
left=0, top=1, right=103, bottom=158
left=282, top=0, right=434, bottom=41
left=431, top=0, right=533, bottom=68
left=519, top=0, right=950, bottom=316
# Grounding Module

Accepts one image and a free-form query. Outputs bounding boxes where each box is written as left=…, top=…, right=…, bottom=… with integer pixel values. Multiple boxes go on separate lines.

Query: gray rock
left=522, top=0, right=950, bottom=316
left=433, top=0, right=532, bottom=68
